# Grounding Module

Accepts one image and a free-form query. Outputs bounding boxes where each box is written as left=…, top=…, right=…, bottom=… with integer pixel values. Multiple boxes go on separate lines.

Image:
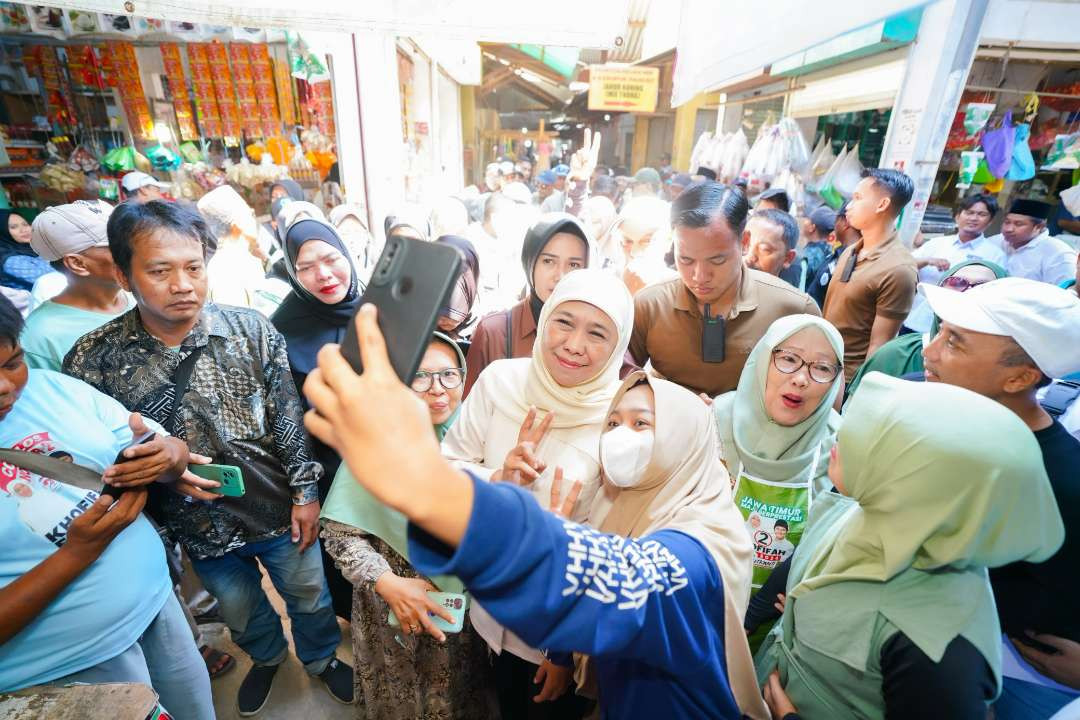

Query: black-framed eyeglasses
left=411, top=368, right=465, bottom=393
left=941, top=275, right=991, bottom=292
left=771, top=349, right=841, bottom=384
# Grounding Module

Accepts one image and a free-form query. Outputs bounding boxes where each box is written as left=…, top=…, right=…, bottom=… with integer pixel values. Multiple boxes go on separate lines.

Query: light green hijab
left=792, top=372, right=1063, bottom=601
left=320, top=333, right=467, bottom=594
left=713, top=314, right=844, bottom=494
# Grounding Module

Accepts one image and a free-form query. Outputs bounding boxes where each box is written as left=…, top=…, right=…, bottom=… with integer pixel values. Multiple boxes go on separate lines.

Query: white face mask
left=600, top=426, right=655, bottom=488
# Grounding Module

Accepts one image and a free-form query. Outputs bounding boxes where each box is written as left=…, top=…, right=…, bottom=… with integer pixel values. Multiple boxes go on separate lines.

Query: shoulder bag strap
left=169, top=346, right=204, bottom=436
left=504, top=309, right=513, bottom=360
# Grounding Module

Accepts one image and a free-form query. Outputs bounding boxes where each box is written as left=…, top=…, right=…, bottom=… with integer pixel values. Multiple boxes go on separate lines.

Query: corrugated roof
left=608, top=0, right=650, bottom=62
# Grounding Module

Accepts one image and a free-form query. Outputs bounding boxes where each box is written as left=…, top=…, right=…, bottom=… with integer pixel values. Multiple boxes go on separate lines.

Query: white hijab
left=487, top=268, right=634, bottom=429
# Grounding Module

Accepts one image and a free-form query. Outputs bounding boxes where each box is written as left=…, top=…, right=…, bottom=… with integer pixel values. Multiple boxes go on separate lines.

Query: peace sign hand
left=549, top=467, right=583, bottom=519
left=493, top=406, right=554, bottom=485
left=568, top=128, right=602, bottom=182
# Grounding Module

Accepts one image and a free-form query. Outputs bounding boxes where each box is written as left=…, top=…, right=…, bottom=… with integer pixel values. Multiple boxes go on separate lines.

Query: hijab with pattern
left=320, top=332, right=467, bottom=594
left=583, top=372, right=765, bottom=719
left=712, top=314, right=844, bottom=495
left=270, top=218, right=361, bottom=374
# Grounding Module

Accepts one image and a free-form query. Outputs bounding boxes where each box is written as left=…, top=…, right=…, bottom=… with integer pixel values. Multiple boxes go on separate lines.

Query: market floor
left=200, top=570, right=355, bottom=720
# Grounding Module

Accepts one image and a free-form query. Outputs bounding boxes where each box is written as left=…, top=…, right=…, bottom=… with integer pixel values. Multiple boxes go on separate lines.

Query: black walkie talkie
left=702, top=303, right=725, bottom=363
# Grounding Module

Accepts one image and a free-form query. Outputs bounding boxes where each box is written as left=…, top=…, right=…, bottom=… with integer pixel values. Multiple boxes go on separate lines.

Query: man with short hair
left=743, top=209, right=798, bottom=281
left=904, top=193, right=1007, bottom=334
left=823, top=168, right=918, bottom=380
left=795, top=205, right=837, bottom=306
left=667, top=173, right=693, bottom=202
left=120, top=171, right=170, bottom=203
left=63, top=201, right=354, bottom=715
left=629, top=182, right=819, bottom=398
left=21, top=201, right=132, bottom=371
left=921, top=277, right=1080, bottom=718
left=755, top=187, right=790, bottom=213
left=996, top=199, right=1077, bottom=285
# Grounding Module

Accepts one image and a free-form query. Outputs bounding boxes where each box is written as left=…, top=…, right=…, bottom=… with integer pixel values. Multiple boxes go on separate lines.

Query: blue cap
left=553, top=164, right=570, bottom=176
left=538, top=170, right=557, bottom=185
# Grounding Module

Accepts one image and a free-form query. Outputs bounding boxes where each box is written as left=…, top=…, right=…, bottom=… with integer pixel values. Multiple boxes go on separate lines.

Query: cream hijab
left=586, top=372, right=767, bottom=720
left=485, top=268, right=634, bottom=428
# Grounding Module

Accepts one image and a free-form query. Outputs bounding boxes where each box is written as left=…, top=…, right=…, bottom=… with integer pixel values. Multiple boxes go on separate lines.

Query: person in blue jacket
left=302, top=304, right=765, bottom=720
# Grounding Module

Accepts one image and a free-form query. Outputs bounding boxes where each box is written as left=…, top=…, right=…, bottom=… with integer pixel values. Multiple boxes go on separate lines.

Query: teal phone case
left=188, top=464, right=245, bottom=497
left=388, top=591, right=467, bottom=633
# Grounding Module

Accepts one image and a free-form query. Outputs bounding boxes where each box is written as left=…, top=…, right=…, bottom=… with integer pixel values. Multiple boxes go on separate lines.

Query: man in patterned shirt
left=63, top=201, right=353, bottom=715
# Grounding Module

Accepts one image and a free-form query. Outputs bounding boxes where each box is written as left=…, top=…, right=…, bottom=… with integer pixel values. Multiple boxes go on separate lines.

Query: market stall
left=0, top=2, right=341, bottom=220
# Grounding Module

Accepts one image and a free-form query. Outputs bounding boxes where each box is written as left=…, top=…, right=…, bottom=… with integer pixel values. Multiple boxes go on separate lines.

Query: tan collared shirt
left=823, top=232, right=917, bottom=380
left=629, top=269, right=820, bottom=397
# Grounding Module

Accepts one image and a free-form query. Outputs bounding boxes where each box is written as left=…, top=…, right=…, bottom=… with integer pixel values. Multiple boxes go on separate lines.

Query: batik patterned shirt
left=63, top=303, right=322, bottom=559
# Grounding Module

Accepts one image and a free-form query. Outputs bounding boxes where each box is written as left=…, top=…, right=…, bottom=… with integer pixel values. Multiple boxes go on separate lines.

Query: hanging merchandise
left=718, top=129, right=749, bottom=183
left=963, top=102, right=995, bottom=137
left=803, top=136, right=826, bottom=180
left=186, top=43, right=223, bottom=137
left=779, top=118, right=812, bottom=175
left=24, top=45, right=76, bottom=133
left=1006, top=123, right=1036, bottom=181
left=984, top=176, right=1005, bottom=193
left=144, top=144, right=182, bottom=172
left=816, top=145, right=846, bottom=203
left=228, top=43, right=262, bottom=138
left=101, top=145, right=137, bottom=172
left=959, top=150, right=994, bottom=189
left=207, top=42, right=242, bottom=138
left=64, top=45, right=105, bottom=91
left=1060, top=183, right=1080, bottom=217
left=981, top=110, right=1015, bottom=178
left=273, top=52, right=297, bottom=127
left=249, top=44, right=282, bottom=138
left=98, top=177, right=118, bottom=201
left=67, top=145, right=98, bottom=172
left=160, top=44, right=199, bottom=141
left=821, top=143, right=863, bottom=209
left=178, top=141, right=203, bottom=164
left=286, top=31, right=329, bottom=82
left=805, top=138, right=836, bottom=193
left=39, top=163, right=86, bottom=194
left=103, top=42, right=154, bottom=141
left=1043, top=134, right=1080, bottom=171
left=689, top=131, right=714, bottom=173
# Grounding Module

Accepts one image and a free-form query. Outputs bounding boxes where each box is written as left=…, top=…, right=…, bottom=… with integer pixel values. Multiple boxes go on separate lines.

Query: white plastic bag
left=689, top=131, right=714, bottom=173
left=1061, top=183, right=1080, bottom=217
left=831, top=143, right=864, bottom=198
left=806, top=139, right=836, bottom=192
left=719, top=129, right=749, bottom=183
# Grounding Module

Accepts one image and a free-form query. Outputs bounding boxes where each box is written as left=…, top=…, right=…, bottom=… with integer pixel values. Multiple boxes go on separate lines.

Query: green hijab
left=712, top=314, right=844, bottom=495
left=320, top=333, right=466, bottom=594
left=793, top=372, right=1062, bottom=600
left=845, top=259, right=1008, bottom=399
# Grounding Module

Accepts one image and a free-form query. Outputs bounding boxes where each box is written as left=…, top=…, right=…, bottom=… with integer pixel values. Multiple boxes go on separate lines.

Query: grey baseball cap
left=30, top=200, right=114, bottom=261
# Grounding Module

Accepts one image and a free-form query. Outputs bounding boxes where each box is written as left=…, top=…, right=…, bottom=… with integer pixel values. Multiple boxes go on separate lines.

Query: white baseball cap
left=30, top=200, right=113, bottom=261
left=921, top=277, right=1080, bottom=379
left=120, top=171, right=170, bottom=194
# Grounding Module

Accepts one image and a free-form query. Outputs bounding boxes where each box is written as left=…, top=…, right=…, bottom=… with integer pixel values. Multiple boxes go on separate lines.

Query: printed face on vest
left=541, top=300, right=617, bottom=388
left=0, top=342, right=29, bottom=421
left=763, top=327, right=839, bottom=427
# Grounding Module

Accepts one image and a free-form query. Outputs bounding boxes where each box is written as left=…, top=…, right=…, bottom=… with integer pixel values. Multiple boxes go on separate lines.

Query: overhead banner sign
left=588, top=65, right=659, bottom=113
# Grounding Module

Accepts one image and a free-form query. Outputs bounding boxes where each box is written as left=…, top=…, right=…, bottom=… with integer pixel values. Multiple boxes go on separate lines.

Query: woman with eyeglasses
left=845, top=260, right=1008, bottom=400
left=709, top=315, right=845, bottom=615
left=320, top=332, right=498, bottom=720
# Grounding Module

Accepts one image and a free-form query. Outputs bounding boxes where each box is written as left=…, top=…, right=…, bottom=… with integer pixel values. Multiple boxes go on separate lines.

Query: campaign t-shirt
left=0, top=369, right=172, bottom=690
left=20, top=297, right=133, bottom=372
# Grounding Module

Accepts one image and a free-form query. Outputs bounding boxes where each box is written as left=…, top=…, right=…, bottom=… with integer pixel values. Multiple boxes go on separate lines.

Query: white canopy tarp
left=672, top=0, right=932, bottom=107
left=23, top=0, right=631, bottom=48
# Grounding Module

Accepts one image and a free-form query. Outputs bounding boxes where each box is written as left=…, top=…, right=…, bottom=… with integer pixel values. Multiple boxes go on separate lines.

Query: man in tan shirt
left=823, top=168, right=918, bottom=380
left=630, top=182, right=820, bottom=398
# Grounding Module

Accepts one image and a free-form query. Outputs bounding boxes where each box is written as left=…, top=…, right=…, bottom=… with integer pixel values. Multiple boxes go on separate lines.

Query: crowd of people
left=1, top=129, right=1079, bottom=720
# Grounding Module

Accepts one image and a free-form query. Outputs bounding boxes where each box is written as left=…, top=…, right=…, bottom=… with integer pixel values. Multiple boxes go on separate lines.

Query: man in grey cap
left=793, top=205, right=837, bottom=306
left=920, top=276, right=1080, bottom=716
left=22, top=200, right=132, bottom=371
left=631, top=167, right=662, bottom=198
left=121, top=171, right=171, bottom=204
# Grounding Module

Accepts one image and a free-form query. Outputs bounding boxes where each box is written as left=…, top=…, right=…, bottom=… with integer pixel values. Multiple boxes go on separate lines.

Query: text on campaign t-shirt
left=0, top=369, right=172, bottom=690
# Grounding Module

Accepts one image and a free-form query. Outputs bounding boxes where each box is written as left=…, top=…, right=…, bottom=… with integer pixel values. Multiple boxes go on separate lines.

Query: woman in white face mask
left=585, top=371, right=763, bottom=718
left=441, top=267, right=633, bottom=720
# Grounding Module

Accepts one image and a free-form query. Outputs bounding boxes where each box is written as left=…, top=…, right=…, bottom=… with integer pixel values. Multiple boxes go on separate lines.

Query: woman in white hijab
left=584, top=371, right=765, bottom=718
left=442, top=267, right=634, bottom=720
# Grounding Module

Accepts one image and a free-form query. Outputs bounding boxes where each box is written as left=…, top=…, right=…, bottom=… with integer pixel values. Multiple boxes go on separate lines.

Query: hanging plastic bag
left=958, top=150, right=983, bottom=189
left=984, top=176, right=1005, bottom=193
left=806, top=139, right=836, bottom=192
left=719, top=129, right=749, bottom=182
left=144, top=144, right=181, bottom=172
left=963, top=103, right=995, bottom=136
left=982, top=111, right=1015, bottom=178
left=179, top=141, right=203, bottom=164
left=1060, top=183, right=1080, bottom=217
left=1043, top=133, right=1080, bottom=171
left=829, top=143, right=864, bottom=197
left=817, top=145, right=847, bottom=207
left=1006, top=123, right=1036, bottom=181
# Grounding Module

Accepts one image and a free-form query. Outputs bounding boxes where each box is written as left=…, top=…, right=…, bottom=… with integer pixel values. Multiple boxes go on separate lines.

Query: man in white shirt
left=994, top=199, right=1078, bottom=285
left=905, top=194, right=1007, bottom=332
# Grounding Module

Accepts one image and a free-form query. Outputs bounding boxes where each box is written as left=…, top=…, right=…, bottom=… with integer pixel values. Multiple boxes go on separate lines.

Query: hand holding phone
left=187, top=463, right=245, bottom=497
